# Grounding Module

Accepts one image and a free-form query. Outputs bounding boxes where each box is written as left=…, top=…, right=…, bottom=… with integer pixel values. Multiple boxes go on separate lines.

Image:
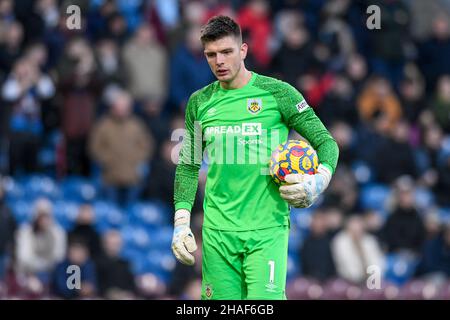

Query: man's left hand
left=279, top=164, right=332, bottom=208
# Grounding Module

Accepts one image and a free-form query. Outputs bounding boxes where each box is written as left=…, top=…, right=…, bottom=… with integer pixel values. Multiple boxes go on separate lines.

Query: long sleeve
left=173, top=92, right=204, bottom=211
left=275, top=82, right=339, bottom=174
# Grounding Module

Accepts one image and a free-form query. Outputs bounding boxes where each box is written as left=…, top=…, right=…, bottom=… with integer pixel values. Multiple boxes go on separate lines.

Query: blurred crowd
left=0, top=0, right=450, bottom=299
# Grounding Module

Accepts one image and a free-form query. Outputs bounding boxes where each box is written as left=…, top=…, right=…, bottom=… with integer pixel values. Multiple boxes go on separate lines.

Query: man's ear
left=240, top=42, right=248, bottom=60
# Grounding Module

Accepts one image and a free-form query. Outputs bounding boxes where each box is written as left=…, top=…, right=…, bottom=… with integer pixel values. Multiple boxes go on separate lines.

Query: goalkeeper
left=172, top=15, right=339, bottom=300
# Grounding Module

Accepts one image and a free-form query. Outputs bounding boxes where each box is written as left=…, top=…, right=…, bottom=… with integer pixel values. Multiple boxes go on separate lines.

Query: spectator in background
left=374, top=120, right=417, bottom=184
left=57, top=37, right=100, bottom=176
left=363, top=210, right=384, bottom=241
left=357, top=76, right=402, bottom=132
left=368, top=0, right=410, bottom=89
left=34, top=0, right=60, bottom=34
left=435, top=141, right=450, bottom=206
left=399, top=76, right=426, bottom=125
left=270, top=23, right=314, bottom=87
left=344, top=53, right=368, bottom=94
left=101, top=11, right=129, bottom=46
left=415, top=122, right=443, bottom=189
left=89, top=89, right=153, bottom=206
left=95, top=37, right=126, bottom=91
left=322, top=166, right=358, bottom=214
left=328, top=121, right=356, bottom=167
left=237, top=0, right=272, bottom=70
left=416, top=222, right=450, bottom=279
left=52, top=238, right=97, bottom=299
left=2, top=56, right=55, bottom=175
left=68, top=204, right=102, bottom=261
left=139, top=96, right=169, bottom=147
left=382, top=176, right=426, bottom=255
left=407, top=0, right=448, bottom=41
left=324, top=206, right=345, bottom=237
left=319, top=3, right=356, bottom=69
left=300, top=210, right=336, bottom=282
left=0, top=0, right=15, bottom=42
left=23, top=42, right=59, bottom=134
left=112, top=0, right=145, bottom=34
left=15, top=198, right=66, bottom=282
left=169, top=235, right=202, bottom=299
left=86, top=0, right=119, bottom=42
left=145, top=139, right=176, bottom=204
left=96, top=230, right=136, bottom=299
left=179, top=278, right=202, bottom=300
left=431, top=75, right=450, bottom=133
left=169, top=24, right=214, bottom=112
left=418, top=14, right=450, bottom=92
left=319, top=75, right=357, bottom=127
left=0, top=21, right=23, bottom=74
left=331, top=214, right=385, bottom=284
left=122, top=23, right=167, bottom=104
left=165, top=0, right=206, bottom=52
left=0, top=181, right=16, bottom=281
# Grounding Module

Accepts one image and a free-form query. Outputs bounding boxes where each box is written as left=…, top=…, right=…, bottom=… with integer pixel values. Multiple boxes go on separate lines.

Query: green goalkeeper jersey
left=174, top=72, right=339, bottom=231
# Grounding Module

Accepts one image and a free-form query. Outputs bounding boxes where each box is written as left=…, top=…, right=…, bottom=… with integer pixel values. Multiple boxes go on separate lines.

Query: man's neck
left=220, top=67, right=252, bottom=90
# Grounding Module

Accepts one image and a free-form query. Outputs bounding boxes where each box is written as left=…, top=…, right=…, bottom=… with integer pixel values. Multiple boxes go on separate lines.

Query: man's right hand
left=171, top=209, right=197, bottom=266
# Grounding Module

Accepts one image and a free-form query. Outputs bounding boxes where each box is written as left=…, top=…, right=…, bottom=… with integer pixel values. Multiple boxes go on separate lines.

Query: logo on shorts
left=265, top=282, right=278, bottom=293
left=247, top=98, right=262, bottom=114
left=205, top=284, right=213, bottom=299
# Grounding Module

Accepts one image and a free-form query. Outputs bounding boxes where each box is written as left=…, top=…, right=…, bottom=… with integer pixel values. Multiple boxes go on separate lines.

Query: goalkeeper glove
left=171, top=209, right=197, bottom=266
left=279, top=164, right=332, bottom=208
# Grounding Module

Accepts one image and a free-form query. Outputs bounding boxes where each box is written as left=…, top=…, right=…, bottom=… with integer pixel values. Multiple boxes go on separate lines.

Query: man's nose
left=216, top=53, right=225, bottom=65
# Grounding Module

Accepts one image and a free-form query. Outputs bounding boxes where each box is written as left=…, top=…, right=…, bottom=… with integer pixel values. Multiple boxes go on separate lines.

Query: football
left=269, top=140, right=319, bottom=185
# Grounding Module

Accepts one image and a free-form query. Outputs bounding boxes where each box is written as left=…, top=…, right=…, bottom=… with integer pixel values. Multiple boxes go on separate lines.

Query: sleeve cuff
left=320, top=162, right=334, bottom=175
left=175, top=201, right=193, bottom=212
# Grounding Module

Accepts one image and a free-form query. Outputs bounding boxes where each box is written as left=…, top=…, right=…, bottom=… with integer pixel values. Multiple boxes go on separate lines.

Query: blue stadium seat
left=127, top=202, right=170, bottom=228
left=438, top=207, right=450, bottom=224
left=287, top=253, right=300, bottom=280
left=38, top=148, right=56, bottom=168
left=351, top=160, right=374, bottom=185
left=414, top=187, right=435, bottom=211
left=288, top=228, right=304, bottom=254
left=8, top=199, right=33, bottom=224
left=53, top=200, right=80, bottom=230
left=360, top=183, right=391, bottom=212
left=2, top=177, right=25, bottom=201
left=124, top=250, right=147, bottom=275
left=384, top=253, right=419, bottom=286
left=144, top=249, right=176, bottom=275
left=93, top=201, right=125, bottom=230
left=291, top=208, right=313, bottom=231
left=20, top=175, right=61, bottom=200
left=120, top=224, right=151, bottom=250
left=151, top=226, right=173, bottom=250
left=61, top=176, right=98, bottom=202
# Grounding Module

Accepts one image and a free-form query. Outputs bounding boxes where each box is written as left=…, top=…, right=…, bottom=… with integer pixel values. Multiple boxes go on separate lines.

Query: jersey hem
left=202, top=222, right=289, bottom=232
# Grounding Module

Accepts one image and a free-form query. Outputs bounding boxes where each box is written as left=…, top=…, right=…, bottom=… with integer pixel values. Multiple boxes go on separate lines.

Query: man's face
left=203, top=35, right=247, bottom=83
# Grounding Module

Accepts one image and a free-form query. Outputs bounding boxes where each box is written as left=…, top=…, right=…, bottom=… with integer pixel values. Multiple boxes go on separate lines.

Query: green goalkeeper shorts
left=201, top=225, right=289, bottom=300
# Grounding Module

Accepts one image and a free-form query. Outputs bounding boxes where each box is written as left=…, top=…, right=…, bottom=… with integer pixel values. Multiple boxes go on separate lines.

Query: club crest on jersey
left=247, top=98, right=262, bottom=114
left=205, top=284, right=213, bottom=299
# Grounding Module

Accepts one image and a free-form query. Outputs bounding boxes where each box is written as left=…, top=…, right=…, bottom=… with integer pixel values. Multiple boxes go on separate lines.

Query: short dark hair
left=200, top=15, right=241, bottom=44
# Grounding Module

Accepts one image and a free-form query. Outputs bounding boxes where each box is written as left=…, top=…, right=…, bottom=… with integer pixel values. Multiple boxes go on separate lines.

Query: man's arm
left=277, top=83, right=338, bottom=174
left=173, top=93, right=203, bottom=211
left=172, top=93, right=203, bottom=265
left=277, top=82, right=339, bottom=207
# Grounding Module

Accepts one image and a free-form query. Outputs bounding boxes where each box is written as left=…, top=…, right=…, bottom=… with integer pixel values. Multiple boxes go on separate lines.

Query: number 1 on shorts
left=268, top=260, right=275, bottom=283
